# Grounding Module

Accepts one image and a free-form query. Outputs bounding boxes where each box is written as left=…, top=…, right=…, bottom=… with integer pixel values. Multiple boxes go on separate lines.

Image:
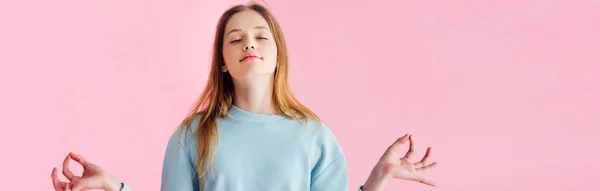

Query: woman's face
left=221, top=10, right=278, bottom=81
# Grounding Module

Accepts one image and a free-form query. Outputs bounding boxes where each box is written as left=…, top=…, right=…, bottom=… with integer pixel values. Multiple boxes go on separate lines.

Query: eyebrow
left=226, top=26, right=270, bottom=37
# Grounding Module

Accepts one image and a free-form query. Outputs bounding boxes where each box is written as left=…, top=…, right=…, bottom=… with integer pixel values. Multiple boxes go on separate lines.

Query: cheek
left=222, top=46, right=237, bottom=65
left=263, top=43, right=278, bottom=63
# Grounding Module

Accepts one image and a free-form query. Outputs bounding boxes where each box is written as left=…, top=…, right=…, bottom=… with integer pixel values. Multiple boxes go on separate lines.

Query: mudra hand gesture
left=363, top=134, right=438, bottom=190
left=51, top=152, right=122, bottom=191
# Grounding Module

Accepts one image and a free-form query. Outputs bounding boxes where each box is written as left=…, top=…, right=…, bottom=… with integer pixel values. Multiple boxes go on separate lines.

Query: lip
left=239, top=53, right=261, bottom=62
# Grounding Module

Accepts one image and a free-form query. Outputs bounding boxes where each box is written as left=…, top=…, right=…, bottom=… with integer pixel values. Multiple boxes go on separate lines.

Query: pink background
left=1, top=0, right=599, bottom=190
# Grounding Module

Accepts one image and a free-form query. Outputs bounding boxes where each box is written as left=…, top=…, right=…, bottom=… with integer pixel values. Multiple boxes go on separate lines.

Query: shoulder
left=170, top=113, right=203, bottom=147
left=302, top=118, right=345, bottom=160
left=301, top=118, right=338, bottom=143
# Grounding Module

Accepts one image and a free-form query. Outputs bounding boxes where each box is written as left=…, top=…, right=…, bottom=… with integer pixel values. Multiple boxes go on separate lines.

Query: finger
left=416, top=162, right=438, bottom=173
left=414, top=176, right=436, bottom=187
left=51, top=168, right=64, bottom=191
left=52, top=168, right=68, bottom=189
left=414, top=147, right=431, bottom=167
left=413, top=161, right=423, bottom=168
left=65, top=183, right=72, bottom=191
left=69, top=152, right=91, bottom=167
left=400, top=157, right=413, bottom=167
left=62, top=155, right=75, bottom=180
left=390, top=134, right=410, bottom=150
left=397, top=133, right=410, bottom=144
left=60, top=182, right=67, bottom=189
left=404, top=134, right=415, bottom=160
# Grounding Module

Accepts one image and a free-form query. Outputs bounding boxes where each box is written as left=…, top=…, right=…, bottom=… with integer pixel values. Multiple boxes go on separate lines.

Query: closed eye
left=230, top=39, right=242, bottom=43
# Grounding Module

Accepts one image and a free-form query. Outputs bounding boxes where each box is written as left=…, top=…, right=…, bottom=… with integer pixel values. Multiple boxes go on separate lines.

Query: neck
left=232, top=75, right=276, bottom=115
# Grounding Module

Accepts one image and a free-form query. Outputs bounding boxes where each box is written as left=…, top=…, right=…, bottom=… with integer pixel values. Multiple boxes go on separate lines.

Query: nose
left=243, top=45, right=255, bottom=51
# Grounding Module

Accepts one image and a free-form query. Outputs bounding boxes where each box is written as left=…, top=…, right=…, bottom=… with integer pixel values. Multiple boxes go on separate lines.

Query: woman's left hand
left=362, top=134, right=438, bottom=191
left=51, top=152, right=123, bottom=191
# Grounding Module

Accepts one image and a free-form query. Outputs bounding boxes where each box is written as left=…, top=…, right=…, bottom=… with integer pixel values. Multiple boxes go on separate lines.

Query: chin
left=231, top=70, right=275, bottom=80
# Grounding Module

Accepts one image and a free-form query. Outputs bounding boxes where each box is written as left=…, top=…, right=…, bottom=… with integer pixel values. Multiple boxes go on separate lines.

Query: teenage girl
left=50, top=3, right=437, bottom=191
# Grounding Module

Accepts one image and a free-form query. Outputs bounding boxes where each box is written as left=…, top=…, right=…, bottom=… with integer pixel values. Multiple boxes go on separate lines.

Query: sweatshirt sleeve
left=310, top=153, right=349, bottom=191
left=120, top=183, right=132, bottom=191
left=160, top=134, right=199, bottom=191
left=309, top=156, right=365, bottom=191
left=308, top=121, right=350, bottom=191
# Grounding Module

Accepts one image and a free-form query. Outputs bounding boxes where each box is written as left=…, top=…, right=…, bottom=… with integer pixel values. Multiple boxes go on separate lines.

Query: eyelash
left=230, top=37, right=268, bottom=43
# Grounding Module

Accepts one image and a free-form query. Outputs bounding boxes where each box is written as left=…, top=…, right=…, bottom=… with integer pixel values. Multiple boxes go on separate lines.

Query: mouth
left=240, top=55, right=262, bottom=62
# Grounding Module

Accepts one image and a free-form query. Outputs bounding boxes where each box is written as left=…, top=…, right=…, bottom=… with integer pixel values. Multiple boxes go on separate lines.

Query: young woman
left=51, top=3, right=437, bottom=191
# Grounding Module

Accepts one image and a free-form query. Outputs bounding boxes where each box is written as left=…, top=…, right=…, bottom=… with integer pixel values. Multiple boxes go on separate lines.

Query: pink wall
left=1, top=0, right=599, bottom=190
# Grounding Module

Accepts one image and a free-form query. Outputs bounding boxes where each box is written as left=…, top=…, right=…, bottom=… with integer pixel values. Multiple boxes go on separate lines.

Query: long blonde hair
left=177, top=2, right=321, bottom=188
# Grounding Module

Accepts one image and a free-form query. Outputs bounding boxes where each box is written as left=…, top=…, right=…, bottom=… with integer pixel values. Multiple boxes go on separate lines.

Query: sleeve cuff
left=121, top=183, right=132, bottom=191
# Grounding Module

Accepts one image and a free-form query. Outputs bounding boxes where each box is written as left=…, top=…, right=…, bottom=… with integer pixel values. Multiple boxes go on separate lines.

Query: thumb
left=389, top=134, right=410, bottom=150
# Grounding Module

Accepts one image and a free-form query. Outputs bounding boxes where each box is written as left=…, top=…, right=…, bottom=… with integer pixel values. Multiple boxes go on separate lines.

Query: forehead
left=224, top=10, right=270, bottom=32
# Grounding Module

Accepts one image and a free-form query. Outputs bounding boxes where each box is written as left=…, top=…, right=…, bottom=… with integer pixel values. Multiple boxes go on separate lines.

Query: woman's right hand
left=51, top=152, right=123, bottom=191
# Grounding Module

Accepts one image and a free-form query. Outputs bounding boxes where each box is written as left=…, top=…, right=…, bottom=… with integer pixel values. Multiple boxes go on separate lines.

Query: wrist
left=362, top=164, right=392, bottom=191
left=102, top=175, right=123, bottom=191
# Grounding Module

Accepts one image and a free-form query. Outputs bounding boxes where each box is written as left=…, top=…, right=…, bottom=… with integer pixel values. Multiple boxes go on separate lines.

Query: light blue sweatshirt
left=120, top=105, right=364, bottom=191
